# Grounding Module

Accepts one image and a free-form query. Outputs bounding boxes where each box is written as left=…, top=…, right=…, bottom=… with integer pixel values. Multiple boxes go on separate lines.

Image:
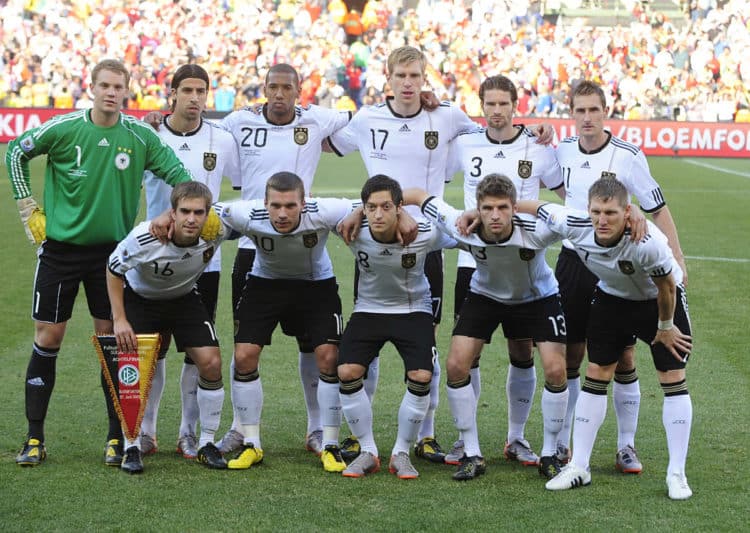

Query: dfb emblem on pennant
left=401, top=253, right=416, bottom=269
left=519, top=248, right=536, bottom=261
left=203, top=246, right=215, bottom=263
left=518, top=160, right=533, bottom=179
left=424, top=131, right=438, bottom=150
left=294, top=127, right=309, bottom=145
left=303, top=232, right=318, bottom=248
left=601, top=171, right=616, bottom=179
left=203, top=152, right=217, bottom=171
left=618, top=260, right=635, bottom=274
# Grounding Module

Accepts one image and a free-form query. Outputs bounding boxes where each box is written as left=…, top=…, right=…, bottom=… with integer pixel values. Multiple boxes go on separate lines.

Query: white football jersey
left=448, top=125, right=563, bottom=268
left=422, top=197, right=559, bottom=304
left=347, top=220, right=456, bottom=314
left=556, top=132, right=665, bottom=250
left=539, top=203, right=683, bottom=300
left=214, top=197, right=355, bottom=280
left=143, top=117, right=241, bottom=272
left=220, top=105, right=351, bottom=250
left=328, top=98, right=477, bottom=219
left=108, top=221, right=228, bottom=300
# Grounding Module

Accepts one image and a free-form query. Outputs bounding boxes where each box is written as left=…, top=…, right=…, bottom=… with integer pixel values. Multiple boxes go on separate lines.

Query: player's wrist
left=657, top=318, right=674, bottom=331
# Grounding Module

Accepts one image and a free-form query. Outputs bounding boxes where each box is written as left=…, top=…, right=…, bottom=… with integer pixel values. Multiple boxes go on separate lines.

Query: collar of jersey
left=478, top=223, right=514, bottom=245
left=385, top=97, right=422, bottom=119
left=485, top=125, right=524, bottom=145
left=163, top=115, right=203, bottom=137
left=578, top=131, right=612, bottom=155
left=262, top=104, right=296, bottom=126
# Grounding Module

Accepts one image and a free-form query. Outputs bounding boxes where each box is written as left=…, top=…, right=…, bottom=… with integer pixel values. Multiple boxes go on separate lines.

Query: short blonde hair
left=387, top=46, right=426, bottom=75
left=91, top=59, right=130, bottom=86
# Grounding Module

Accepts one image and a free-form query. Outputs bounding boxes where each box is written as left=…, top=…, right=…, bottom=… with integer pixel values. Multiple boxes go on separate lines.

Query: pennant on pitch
left=92, top=334, right=161, bottom=441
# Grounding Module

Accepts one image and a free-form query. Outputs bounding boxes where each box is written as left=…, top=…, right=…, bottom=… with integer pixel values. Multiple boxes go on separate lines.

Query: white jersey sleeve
left=108, top=221, right=225, bottom=300
left=422, top=197, right=559, bottom=303
left=538, top=203, right=682, bottom=299
left=215, top=197, right=355, bottom=280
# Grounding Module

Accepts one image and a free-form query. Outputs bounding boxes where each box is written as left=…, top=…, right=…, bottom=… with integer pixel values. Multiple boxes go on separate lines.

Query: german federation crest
left=518, top=160, right=533, bottom=179
left=601, top=171, right=616, bottom=179
left=618, top=260, right=635, bottom=274
left=401, top=253, right=416, bottom=269
left=519, top=248, right=536, bottom=261
left=303, top=232, right=318, bottom=248
left=294, top=127, right=309, bottom=145
left=424, top=131, right=438, bottom=150
left=203, top=152, right=217, bottom=171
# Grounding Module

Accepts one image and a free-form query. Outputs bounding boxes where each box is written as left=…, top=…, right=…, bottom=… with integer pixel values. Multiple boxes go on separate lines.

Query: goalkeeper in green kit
left=5, top=59, right=204, bottom=467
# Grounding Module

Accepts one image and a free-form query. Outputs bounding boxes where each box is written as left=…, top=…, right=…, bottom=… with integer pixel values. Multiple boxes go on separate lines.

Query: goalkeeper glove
left=200, top=207, right=223, bottom=241
left=17, top=197, right=46, bottom=245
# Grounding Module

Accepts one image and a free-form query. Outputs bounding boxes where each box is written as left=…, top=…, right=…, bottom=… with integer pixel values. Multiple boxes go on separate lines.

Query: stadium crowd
left=0, top=0, right=748, bottom=120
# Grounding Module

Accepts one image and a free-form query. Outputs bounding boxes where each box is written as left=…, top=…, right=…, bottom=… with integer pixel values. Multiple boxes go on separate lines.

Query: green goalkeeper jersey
left=6, top=110, right=193, bottom=245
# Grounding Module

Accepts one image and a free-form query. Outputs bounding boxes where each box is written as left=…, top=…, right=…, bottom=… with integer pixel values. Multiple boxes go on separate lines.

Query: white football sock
left=418, top=358, right=440, bottom=440
left=231, top=376, right=263, bottom=448
left=364, top=356, right=379, bottom=402
left=663, top=394, right=692, bottom=475
left=197, top=385, right=224, bottom=447
left=299, top=352, right=321, bottom=434
left=228, top=357, right=243, bottom=433
left=141, top=358, right=166, bottom=437
left=570, top=391, right=607, bottom=471
left=559, top=374, right=580, bottom=450
left=541, top=386, right=569, bottom=457
left=340, top=387, right=377, bottom=456
left=179, top=361, right=200, bottom=436
left=447, top=383, right=481, bottom=457
left=393, top=390, right=430, bottom=456
left=318, top=378, right=341, bottom=447
left=506, top=363, right=536, bottom=442
left=613, top=379, right=640, bottom=450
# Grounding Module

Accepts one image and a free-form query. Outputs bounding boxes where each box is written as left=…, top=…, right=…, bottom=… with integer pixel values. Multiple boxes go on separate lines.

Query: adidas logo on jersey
left=179, top=143, right=190, bottom=151
left=380, top=249, right=392, bottom=255
left=581, top=161, right=591, bottom=169
left=27, top=377, right=45, bottom=386
left=98, top=138, right=110, bottom=147
left=181, top=252, right=191, bottom=259
left=399, top=124, right=410, bottom=132
left=494, top=151, right=505, bottom=159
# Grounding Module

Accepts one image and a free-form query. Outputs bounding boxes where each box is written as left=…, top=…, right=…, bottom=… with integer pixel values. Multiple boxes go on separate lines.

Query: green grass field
left=0, top=147, right=748, bottom=532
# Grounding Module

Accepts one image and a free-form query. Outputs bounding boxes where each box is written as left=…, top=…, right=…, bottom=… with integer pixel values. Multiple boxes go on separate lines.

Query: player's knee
left=234, top=344, right=261, bottom=373
left=406, top=369, right=432, bottom=384
left=33, top=321, right=65, bottom=349
left=315, top=345, right=338, bottom=374
left=544, top=364, right=566, bottom=386
left=616, top=350, right=636, bottom=372
left=446, top=355, right=470, bottom=382
left=338, top=363, right=366, bottom=382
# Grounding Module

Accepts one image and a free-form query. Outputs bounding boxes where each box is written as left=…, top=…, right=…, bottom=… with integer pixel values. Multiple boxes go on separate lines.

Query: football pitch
left=0, top=147, right=748, bottom=531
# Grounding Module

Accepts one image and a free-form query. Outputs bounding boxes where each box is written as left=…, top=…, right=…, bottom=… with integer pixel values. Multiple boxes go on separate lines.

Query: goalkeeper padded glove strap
left=200, top=208, right=223, bottom=241
left=17, top=197, right=46, bottom=245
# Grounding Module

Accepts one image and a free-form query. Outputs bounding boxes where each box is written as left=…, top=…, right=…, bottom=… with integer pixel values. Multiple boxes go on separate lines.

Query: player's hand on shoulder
left=530, top=123, right=555, bottom=146
left=200, top=208, right=224, bottom=241
left=337, top=207, right=364, bottom=245
left=143, top=112, right=164, bottom=131
left=149, top=209, right=174, bottom=243
left=627, top=204, right=648, bottom=242
left=396, top=210, right=418, bottom=245
left=420, top=90, right=440, bottom=111
left=456, top=209, right=480, bottom=236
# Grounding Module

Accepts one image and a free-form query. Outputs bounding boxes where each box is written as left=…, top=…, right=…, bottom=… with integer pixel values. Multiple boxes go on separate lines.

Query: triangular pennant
left=92, top=334, right=161, bottom=441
